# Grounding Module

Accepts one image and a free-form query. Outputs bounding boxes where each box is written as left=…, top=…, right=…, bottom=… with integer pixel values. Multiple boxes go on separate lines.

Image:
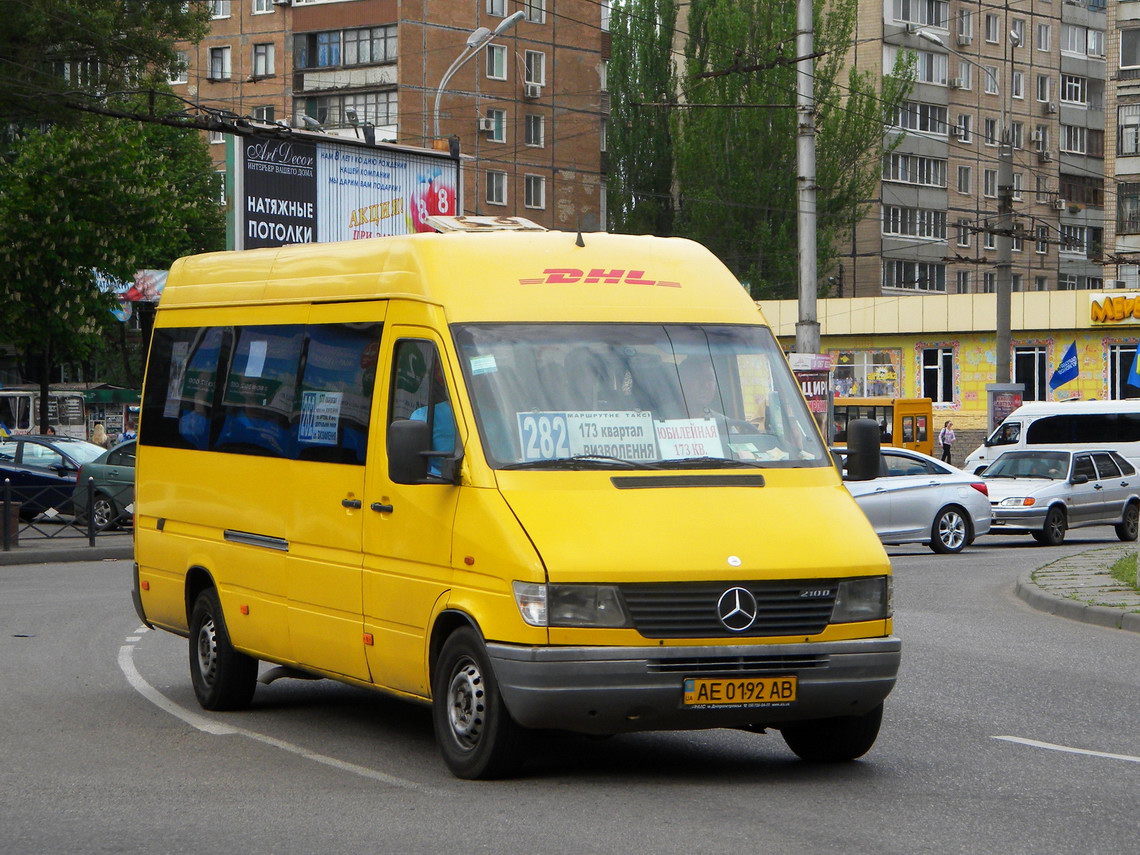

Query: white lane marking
left=118, top=642, right=428, bottom=791
left=993, top=735, right=1140, bottom=764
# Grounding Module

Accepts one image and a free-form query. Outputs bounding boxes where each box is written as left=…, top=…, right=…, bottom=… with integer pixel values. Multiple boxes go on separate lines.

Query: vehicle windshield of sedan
left=984, top=451, right=1069, bottom=480
left=452, top=323, right=829, bottom=469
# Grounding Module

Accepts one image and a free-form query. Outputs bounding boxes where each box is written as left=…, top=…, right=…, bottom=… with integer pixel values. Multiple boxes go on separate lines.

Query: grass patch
left=1109, top=551, right=1139, bottom=591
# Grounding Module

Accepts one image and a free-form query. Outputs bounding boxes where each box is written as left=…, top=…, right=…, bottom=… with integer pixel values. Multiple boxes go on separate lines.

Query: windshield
left=452, top=323, right=829, bottom=469
left=984, top=451, right=1069, bottom=479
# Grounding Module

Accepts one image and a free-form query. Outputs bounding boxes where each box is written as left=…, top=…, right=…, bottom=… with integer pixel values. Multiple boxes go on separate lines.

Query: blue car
left=0, top=435, right=107, bottom=520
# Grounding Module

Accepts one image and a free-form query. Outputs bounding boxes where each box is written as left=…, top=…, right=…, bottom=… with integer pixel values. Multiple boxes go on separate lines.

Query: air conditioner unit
left=1038, top=150, right=1053, bottom=163
left=1053, top=199, right=1066, bottom=211
left=957, top=33, right=972, bottom=46
left=524, top=83, right=542, bottom=99
left=273, top=0, right=291, bottom=5
left=949, top=125, right=962, bottom=139
left=1045, top=101, right=1058, bottom=114
left=949, top=78, right=964, bottom=89
left=1031, top=129, right=1044, bottom=143
left=477, top=117, right=495, bottom=133
left=905, top=23, right=920, bottom=35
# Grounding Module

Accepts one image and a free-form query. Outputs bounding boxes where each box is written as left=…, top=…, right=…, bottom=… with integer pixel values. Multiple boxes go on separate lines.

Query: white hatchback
left=833, top=447, right=992, bottom=554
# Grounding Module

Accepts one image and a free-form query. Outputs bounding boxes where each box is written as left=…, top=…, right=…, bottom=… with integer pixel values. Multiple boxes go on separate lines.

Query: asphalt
left=2, top=529, right=1138, bottom=634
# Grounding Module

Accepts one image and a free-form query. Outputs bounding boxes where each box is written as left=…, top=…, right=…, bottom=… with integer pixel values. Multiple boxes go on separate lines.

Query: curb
left=1015, top=566, right=1140, bottom=635
left=0, top=544, right=133, bottom=566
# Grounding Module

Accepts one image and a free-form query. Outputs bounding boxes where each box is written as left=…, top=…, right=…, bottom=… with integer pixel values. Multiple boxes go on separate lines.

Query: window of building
left=1012, top=71, right=1024, bottom=100
left=1036, top=225, right=1049, bottom=253
left=1119, top=182, right=1140, bottom=234
left=882, top=206, right=947, bottom=239
left=1124, top=30, right=1140, bottom=69
left=487, top=44, right=507, bottom=80
left=1060, top=224, right=1086, bottom=253
left=209, top=0, right=230, bottom=18
left=1035, top=125, right=1049, bottom=151
left=984, top=117, right=998, bottom=145
left=1062, top=124, right=1086, bottom=154
left=1061, top=74, right=1087, bottom=105
left=896, top=48, right=948, bottom=85
left=1013, top=172, right=1023, bottom=201
left=524, top=0, right=546, bottom=24
left=894, top=101, right=948, bottom=134
left=1034, top=276, right=1048, bottom=291
left=957, top=165, right=971, bottom=194
left=600, top=60, right=608, bottom=92
left=1060, top=173, right=1104, bottom=207
left=253, top=105, right=275, bottom=123
left=984, top=66, right=999, bottom=95
left=344, top=27, right=398, bottom=65
left=830, top=349, right=902, bottom=398
left=1011, top=122, right=1023, bottom=149
left=982, top=271, right=995, bottom=293
left=882, top=153, right=946, bottom=186
left=1120, top=105, right=1140, bottom=155
left=601, top=0, right=611, bottom=31
left=208, top=46, right=231, bottom=81
left=956, top=218, right=971, bottom=247
left=892, top=0, right=949, bottom=27
left=295, top=90, right=397, bottom=128
left=1014, top=346, right=1047, bottom=402
left=1037, top=74, right=1050, bottom=102
left=956, top=270, right=971, bottom=293
left=486, top=170, right=507, bottom=206
left=525, top=114, right=544, bottom=147
left=984, top=168, right=997, bottom=197
left=957, top=9, right=972, bottom=40
left=956, top=113, right=972, bottom=142
left=524, top=50, right=546, bottom=86
left=253, top=0, right=273, bottom=13
left=955, top=62, right=972, bottom=90
left=208, top=130, right=224, bottom=145
left=1108, top=345, right=1140, bottom=399
left=253, top=43, right=275, bottom=78
left=1036, top=23, right=1050, bottom=52
left=1011, top=19, right=1025, bottom=48
left=882, top=260, right=946, bottom=292
left=984, top=229, right=996, bottom=250
left=922, top=347, right=955, bottom=404
left=487, top=0, right=506, bottom=16
left=524, top=174, right=546, bottom=209
left=486, top=107, right=506, bottom=142
left=985, top=14, right=999, bottom=43
left=169, top=51, right=188, bottom=85
left=1036, top=175, right=1049, bottom=203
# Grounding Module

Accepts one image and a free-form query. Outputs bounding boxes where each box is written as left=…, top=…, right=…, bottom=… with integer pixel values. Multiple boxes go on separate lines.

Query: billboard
left=233, top=130, right=460, bottom=250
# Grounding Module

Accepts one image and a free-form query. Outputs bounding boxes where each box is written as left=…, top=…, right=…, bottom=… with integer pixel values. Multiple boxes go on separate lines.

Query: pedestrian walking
left=939, top=419, right=956, bottom=464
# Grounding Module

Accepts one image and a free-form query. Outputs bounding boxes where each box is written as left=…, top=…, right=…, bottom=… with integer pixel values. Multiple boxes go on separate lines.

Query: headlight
left=999, top=497, right=1036, bottom=507
left=512, top=582, right=632, bottom=628
left=831, top=576, right=891, bottom=623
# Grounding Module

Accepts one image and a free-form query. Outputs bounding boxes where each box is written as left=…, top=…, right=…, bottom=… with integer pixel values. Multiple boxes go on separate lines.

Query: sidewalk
left=1015, top=543, right=1140, bottom=634
left=0, top=531, right=133, bottom=565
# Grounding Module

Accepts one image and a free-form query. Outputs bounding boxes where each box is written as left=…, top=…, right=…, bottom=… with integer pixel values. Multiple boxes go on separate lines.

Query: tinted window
left=1027, top=413, right=1138, bottom=445
left=142, top=322, right=381, bottom=465
left=390, top=340, right=455, bottom=477
left=1073, top=455, right=1097, bottom=481
left=108, top=444, right=137, bottom=467
left=1116, top=454, right=1136, bottom=476
left=1092, top=452, right=1121, bottom=479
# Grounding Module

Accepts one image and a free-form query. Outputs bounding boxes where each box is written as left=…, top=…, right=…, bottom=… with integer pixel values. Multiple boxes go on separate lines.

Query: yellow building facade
left=758, top=291, right=1140, bottom=435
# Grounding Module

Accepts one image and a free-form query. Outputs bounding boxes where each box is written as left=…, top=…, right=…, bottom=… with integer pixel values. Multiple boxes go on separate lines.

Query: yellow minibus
left=132, top=220, right=899, bottom=778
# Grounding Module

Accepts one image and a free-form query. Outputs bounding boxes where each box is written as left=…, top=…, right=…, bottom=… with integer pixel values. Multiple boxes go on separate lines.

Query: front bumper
left=990, top=505, right=1048, bottom=531
left=488, top=636, right=901, bottom=734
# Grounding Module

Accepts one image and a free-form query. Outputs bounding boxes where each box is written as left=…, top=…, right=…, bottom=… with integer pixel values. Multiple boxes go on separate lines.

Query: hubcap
left=939, top=512, right=966, bottom=550
left=196, top=617, right=218, bottom=687
left=93, top=499, right=112, bottom=529
left=446, top=656, right=486, bottom=750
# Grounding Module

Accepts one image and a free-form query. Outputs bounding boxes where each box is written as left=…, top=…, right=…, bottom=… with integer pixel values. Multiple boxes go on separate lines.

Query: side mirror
left=387, top=419, right=431, bottom=484
left=1071, top=474, right=1089, bottom=485
left=844, top=418, right=881, bottom=481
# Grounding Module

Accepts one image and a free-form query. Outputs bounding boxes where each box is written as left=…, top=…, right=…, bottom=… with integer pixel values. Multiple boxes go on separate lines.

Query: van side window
left=141, top=322, right=381, bottom=465
left=390, top=340, right=456, bottom=476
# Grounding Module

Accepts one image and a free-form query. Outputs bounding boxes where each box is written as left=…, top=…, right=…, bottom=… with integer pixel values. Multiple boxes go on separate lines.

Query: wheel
left=1115, top=502, right=1139, bottom=542
left=1032, top=506, right=1067, bottom=546
left=780, top=703, right=883, bottom=762
left=91, top=494, right=116, bottom=530
left=929, top=506, right=969, bottom=554
left=188, top=588, right=257, bottom=711
left=432, top=626, right=528, bottom=779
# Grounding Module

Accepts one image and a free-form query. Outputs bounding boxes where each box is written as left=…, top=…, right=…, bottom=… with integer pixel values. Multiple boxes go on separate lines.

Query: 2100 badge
left=682, top=676, right=797, bottom=708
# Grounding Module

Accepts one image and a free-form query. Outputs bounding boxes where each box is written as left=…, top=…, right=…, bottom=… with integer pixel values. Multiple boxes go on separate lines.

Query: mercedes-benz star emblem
left=716, top=586, right=758, bottom=632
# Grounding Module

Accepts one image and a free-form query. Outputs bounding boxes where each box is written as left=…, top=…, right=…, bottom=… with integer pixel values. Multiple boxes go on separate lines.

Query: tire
left=780, top=703, right=884, bottom=763
left=929, top=506, right=969, bottom=554
left=1115, top=502, right=1139, bottom=542
left=91, top=494, right=116, bottom=530
left=1032, top=506, right=1067, bottom=546
left=188, top=588, right=257, bottom=711
left=432, top=626, right=528, bottom=779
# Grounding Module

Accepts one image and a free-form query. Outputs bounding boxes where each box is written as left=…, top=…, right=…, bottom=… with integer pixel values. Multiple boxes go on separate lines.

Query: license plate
left=682, top=676, right=797, bottom=707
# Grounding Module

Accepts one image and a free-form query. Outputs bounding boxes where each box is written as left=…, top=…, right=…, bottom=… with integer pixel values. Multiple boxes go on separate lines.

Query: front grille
left=647, top=653, right=831, bottom=674
left=619, top=580, right=837, bottom=639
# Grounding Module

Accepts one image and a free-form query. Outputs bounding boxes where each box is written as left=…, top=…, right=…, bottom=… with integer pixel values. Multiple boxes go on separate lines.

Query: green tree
left=0, top=112, right=224, bottom=427
left=608, top=0, right=913, bottom=298
left=607, top=0, right=678, bottom=236
left=0, top=0, right=208, bottom=126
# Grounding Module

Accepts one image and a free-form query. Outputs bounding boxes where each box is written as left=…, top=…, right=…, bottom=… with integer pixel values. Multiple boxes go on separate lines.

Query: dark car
left=0, top=435, right=107, bottom=519
left=72, top=440, right=137, bottom=529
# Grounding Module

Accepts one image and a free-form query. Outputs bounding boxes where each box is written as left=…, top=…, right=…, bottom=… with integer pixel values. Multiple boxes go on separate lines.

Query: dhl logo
left=519, top=269, right=681, bottom=288
left=1090, top=295, right=1140, bottom=323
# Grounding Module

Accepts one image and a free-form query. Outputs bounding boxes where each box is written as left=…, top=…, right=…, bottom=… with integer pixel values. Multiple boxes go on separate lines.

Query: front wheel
left=780, top=703, right=883, bottom=762
left=929, top=506, right=969, bottom=554
left=91, top=494, right=117, bottom=530
left=189, top=588, right=258, bottom=711
left=432, top=626, right=528, bottom=779
left=1115, top=502, right=1139, bottom=542
left=1031, top=507, right=1067, bottom=546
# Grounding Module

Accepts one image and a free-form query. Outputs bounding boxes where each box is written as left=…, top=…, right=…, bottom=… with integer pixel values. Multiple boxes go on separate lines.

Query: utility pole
left=794, top=0, right=819, bottom=356
left=995, top=135, right=1013, bottom=385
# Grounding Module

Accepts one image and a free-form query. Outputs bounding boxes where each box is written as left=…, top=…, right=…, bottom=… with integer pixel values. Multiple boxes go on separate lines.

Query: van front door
left=284, top=304, right=385, bottom=681
left=362, top=310, right=463, bottom=696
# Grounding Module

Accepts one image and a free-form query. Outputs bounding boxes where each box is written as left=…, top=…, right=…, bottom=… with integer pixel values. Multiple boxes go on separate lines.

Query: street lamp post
left=919, top=29, right=1022, bottom=425
left=432, top=11, right=525, bottom=140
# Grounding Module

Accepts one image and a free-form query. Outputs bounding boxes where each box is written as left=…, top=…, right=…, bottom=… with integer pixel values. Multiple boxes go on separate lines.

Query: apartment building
left=845, top=0, right=1108, bottom=297
left=1106, top=0, right=1140, bottom=287
left=173, top=0, right=610, bottom=231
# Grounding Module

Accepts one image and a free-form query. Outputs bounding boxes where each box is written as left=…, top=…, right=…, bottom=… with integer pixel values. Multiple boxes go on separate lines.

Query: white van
left=963, top=400, right=1140, bottom=474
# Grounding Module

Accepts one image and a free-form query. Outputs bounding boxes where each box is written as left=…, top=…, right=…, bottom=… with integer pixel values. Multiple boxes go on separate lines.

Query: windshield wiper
left=658, top=456, right=766, bottom=469
left=501, top=454, right=661, bottom=471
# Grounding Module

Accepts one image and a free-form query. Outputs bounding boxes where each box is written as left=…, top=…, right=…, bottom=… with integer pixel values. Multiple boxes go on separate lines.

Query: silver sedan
left=834, top=447, right=992, bottom=554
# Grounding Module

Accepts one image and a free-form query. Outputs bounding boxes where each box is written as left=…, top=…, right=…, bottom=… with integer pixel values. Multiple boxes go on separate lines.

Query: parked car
left=982, top=448, right=1140, bottom=545
left=72, top=440, right=136, bottom=529
left=0, top=435, right=107, bottom=519
left=832, top=447, right=991, bottom=554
